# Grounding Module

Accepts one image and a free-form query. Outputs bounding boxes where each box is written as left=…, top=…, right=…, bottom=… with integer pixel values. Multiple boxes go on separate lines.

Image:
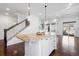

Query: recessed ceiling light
left=6, top=8, right=10, bottom=11
left=39, top=13, right=42, bottom=15
left=27, top=7, right=30, bottom=10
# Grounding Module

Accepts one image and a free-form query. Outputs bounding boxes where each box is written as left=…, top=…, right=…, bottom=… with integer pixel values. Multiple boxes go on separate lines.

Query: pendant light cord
left=45, top=3, right=47, bottom=21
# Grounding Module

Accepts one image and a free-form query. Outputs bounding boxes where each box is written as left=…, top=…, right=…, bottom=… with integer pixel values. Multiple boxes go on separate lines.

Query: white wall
left=0, top=14, right=17, bottom=29
left=20, top=15, right=40, bottom=34
left=57, top=20, right=63, bottom=35
left=0, top=29, right=4, bottom=39
left=17, top=13, right=27, bottom=22
left=75, top=20, right=79, bottom=37
left=0, top=14, right=17, bottom=39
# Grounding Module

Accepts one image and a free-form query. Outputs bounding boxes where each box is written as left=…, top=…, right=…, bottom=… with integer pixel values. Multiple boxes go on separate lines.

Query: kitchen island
left=16, top=32, right=56, bottom=56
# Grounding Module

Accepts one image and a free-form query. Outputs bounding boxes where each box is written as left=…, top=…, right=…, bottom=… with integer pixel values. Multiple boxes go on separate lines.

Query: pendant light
left=42, top=3, right=47, bottom=30
left=27, top=3, right=31, bottom=16
left=44, top=3, right=49, bottom=25
left=44, top=3, right=49, bottom=35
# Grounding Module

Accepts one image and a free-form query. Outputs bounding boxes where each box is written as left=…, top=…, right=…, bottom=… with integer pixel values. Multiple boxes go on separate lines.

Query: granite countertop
left=16, top=32, right=48, bottom=42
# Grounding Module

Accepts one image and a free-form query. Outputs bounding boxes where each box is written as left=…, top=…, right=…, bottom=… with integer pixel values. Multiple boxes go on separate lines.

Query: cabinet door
left=41, top=39, right=50, bottom=56
left=49, top=36, right=56, bottom=54
left=49, top=38, right=54, bottom=53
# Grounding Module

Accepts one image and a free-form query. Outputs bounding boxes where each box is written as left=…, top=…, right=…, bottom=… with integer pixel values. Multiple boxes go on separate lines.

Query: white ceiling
left=0, top=3, right=27, bottom=13
left=57, top=3, right=79, bottom=18
left=0, top=3, right=68, bottom=20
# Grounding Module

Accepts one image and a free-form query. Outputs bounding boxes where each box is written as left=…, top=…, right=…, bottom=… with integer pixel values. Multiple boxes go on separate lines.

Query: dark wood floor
left=0, top=40, right=4, bottom=56
left=7, top=42, right=25, bottom=56
left=52, top=35, right=79, bottom=56
left=0, top=40, right=25, bottom=56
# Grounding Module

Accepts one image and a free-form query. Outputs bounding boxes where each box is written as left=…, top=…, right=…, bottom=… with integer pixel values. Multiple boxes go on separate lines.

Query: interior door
left=63, top=22, right=75, bottom=36
left=62, top=21, right=76, bottom=55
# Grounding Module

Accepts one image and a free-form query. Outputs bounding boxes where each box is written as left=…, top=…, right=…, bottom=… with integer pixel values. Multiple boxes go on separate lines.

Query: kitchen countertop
left=16, top=33, right=48, bottom=42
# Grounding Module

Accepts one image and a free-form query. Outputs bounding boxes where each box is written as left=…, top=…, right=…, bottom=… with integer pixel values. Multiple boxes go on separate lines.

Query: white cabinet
left=24, top=35, right=56, bottom=56
left=41, top=36, right=56, bottom=56
left=41, top=38, right=50, bottom=56
left=25, top=41, right=41, bottom=56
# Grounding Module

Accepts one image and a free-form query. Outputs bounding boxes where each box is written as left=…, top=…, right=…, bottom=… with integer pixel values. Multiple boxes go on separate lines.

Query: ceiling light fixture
left=28, top=7, right=30, bottom=10
left=6, top=8, right=10, bottom=11
left=39, top=13, right=42, bottom=15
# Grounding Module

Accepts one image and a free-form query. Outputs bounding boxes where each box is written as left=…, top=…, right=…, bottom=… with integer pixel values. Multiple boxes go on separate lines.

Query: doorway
left=62, top=21, right=76, bottom=55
